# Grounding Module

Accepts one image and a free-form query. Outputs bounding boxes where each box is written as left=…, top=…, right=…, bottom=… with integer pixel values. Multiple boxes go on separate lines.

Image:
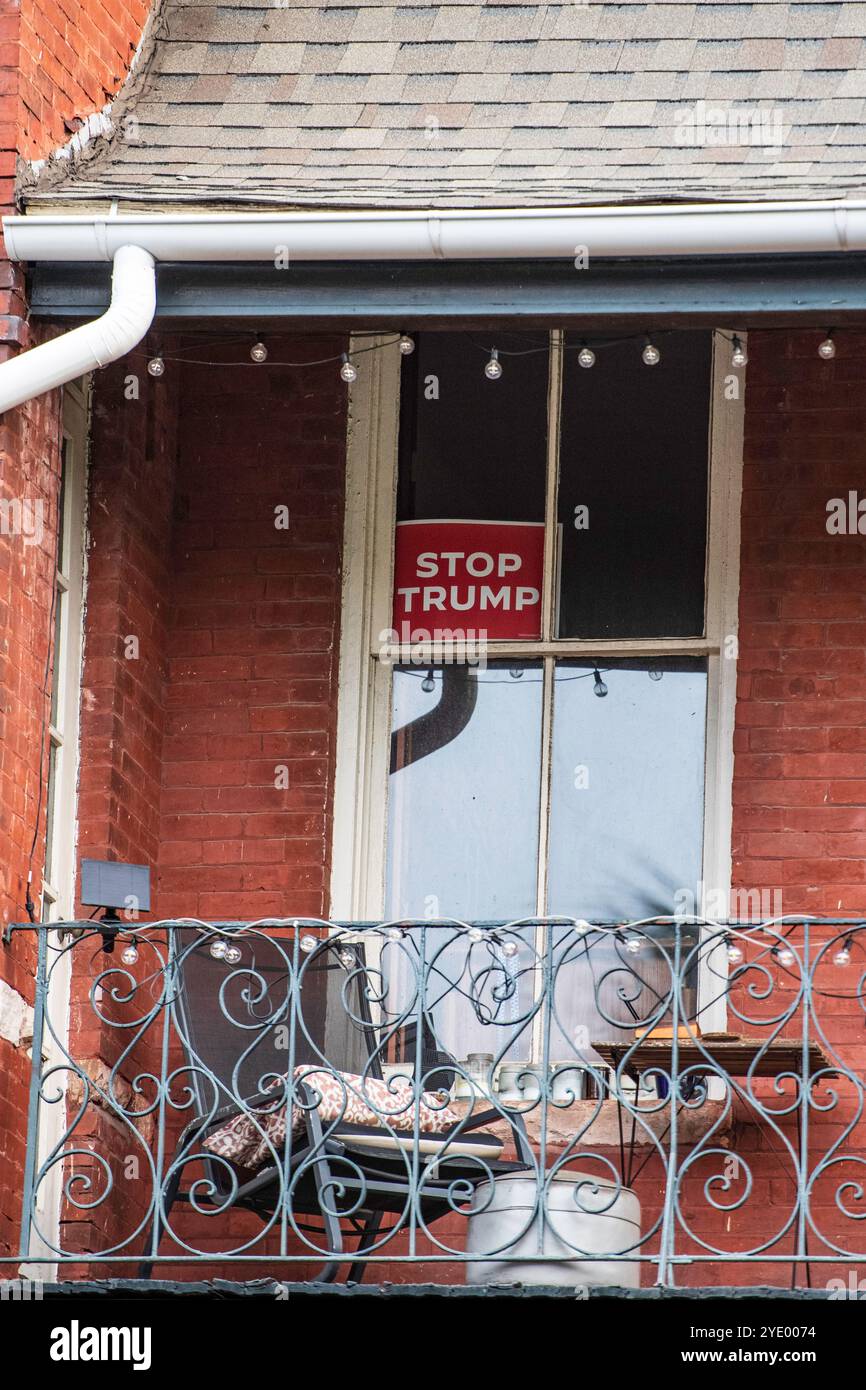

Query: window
left=332, top=330, right=744, bottom=1060
left=42, top=383, right=88, bottom=921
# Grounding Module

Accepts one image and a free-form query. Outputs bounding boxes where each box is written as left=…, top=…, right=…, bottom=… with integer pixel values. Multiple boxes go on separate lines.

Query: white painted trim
left=41, top=379, right=89, bottom=918
left=24, top=378, right=90, bottom=1279
left=702, top=331, right=746, bottom=917
left=697, top=332, right=746, bottom=1032
left=330, top=335, right=401, bottom=919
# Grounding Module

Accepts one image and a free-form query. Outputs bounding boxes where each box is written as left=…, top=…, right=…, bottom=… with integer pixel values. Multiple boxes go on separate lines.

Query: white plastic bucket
left=466, top=1171, right=641, bottom=1288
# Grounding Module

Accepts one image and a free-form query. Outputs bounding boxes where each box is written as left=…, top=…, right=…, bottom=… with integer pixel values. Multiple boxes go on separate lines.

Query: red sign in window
left=392, top=519, right=545, bottom=642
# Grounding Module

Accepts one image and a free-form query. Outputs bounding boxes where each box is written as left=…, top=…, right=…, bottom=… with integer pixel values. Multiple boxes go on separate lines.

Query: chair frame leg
left=347, top=1210, right=382, bottom=1284
left=305, top=1098, right=345, bottom=1282
left=138, top=1165, right=183, bottom=1279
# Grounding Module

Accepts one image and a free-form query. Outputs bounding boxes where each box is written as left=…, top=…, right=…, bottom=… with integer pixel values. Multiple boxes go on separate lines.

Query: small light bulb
left=642, top=338, right=661, bottom=367
left=398, top=334, right=415, bottom=356
left=386, top=927, right=403, bottom=941
left=649, top=668, right=663, bottom=682
left=468, top=927, right=484, bottom=942
left=147, top=356, right=165, bottom=377
left=578, top=343, right=596, bottom=369
left=250, top=341, right=268, bottom=363
left=300, top=933, right=318, bottom=953
left=834, top=942, right=852, bottom=967
left=593, top=668, right=608, bottom=698
left=726, top=941, right=744, bottom=965
left=818, top=334, right=836, bottom=360
left=484, top=349, right=502, bottom=380
left=224, top=944, right=242, bottom=965
left=625, top=937, right=642, bottom=954
left=121, top=943, right=139, bottom=966
left=509, top=667, right=524, bottom=679
left=421, top=668, right=435, bottom=693
left=340, top=354, right=358, bottom=383
left=575, top=920, right=590, bottom=935
left=731, top=336, right=747, bottom=368
left=338, top=948, right=356, bottom=968
left=777, top=946, right=795, bottom=968
left=209, top=939, right=227, bottom=960
left=502, top=940, right=519, bottom=958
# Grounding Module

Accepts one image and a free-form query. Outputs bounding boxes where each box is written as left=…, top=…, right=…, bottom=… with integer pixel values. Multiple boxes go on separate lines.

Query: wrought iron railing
left=3, top=916, right=866, bottom=1288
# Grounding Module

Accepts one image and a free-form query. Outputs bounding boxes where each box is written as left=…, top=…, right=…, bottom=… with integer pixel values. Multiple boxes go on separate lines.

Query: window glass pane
left=398, top=332, right=549, bottom=523
left=386, top=660, right=543, bottom=920
left=44, top=739, right=60, bottom=888
left=57, top=437, right=70, bottom=578
left=49, top=589, right=64, bottom=728
left=557, top=332, right=712, bottom=637
left=547, top=658, right=707, bottom=920
left=547, top=921, right=701, bottom=1060
left=379, top=923, right=538, bottom=1067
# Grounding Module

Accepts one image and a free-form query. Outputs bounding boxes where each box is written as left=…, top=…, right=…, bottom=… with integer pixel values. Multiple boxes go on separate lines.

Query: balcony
left=5, top=917, right=866, bottom=1293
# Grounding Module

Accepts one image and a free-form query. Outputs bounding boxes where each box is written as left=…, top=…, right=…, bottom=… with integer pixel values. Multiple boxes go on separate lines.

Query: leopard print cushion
left=203, top=1068, right=459, bottom=1171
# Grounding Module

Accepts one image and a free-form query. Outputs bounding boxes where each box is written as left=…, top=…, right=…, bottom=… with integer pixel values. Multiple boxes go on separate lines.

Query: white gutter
left=0, top=244, right=155, bottom=414
left=4, top=198, right=866, bottom=263
left=2, top=197, right=865, bottom=411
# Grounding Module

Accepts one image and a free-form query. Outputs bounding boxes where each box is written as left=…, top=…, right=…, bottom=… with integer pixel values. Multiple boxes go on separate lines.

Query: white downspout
left=0, top=244, right=156, bottom=414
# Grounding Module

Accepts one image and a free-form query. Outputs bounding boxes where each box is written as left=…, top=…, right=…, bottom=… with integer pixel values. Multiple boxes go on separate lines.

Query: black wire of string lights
left=138, top=325, right=842, bottom=381
left=406, top=665, right=614, bottom=697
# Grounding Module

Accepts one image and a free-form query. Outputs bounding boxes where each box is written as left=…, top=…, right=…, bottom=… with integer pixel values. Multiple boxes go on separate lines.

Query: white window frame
left=25, top=378, right=90, bottom=1278
left=41, top=380, right=89, bottom=922
left=330, top=330, right=744, bottom=1031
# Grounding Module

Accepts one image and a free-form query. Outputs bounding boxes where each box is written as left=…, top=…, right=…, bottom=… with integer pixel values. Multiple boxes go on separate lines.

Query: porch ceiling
left=22, top=0, right=866, bottom=212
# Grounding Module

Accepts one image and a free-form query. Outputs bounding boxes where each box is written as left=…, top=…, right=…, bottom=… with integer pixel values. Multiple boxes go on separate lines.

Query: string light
left=300, top=933, right=319, bottom=953
left=209, top=939, right=227, bottom=959
left=224, top=943, right=242, bottom=965
left=818, top=331, right=836, bottom=360
left=725, top=936, right=744, bottom=965
left=133, top=328, right=851, bottom=380
left=484, top=348, right=503, bottom=380
left=833, top=936, right=854, bottom=967
left=774, top=944, right=796, bottom=968
left=593, top=668, right=608, bottom=698
left=577, top=342, right=596, bottom=369
left=501, top=940, right=519, bottom=958
left=121, top=941, right=139, bottom=966
left=421, top=668, right=435, bottom=693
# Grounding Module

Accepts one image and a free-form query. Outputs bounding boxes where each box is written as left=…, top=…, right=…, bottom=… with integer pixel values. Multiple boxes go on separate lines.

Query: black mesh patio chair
left=140, top=928, right=533, bottom=1282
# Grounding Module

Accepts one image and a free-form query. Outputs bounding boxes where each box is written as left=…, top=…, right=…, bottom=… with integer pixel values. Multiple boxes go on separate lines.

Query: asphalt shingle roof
left=24, top=1, right=866, bottom=209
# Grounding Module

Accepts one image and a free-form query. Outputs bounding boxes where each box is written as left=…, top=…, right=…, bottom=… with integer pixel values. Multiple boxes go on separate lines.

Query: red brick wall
left=0, top=0, right=149, bottom=1264
left=733, top=329, right=866, bottom=915
left=18, top=0, right=149, bottom=162
left=157, top=342, right=345, bottom=922
left=0, top=385, right=62, bottom=1260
